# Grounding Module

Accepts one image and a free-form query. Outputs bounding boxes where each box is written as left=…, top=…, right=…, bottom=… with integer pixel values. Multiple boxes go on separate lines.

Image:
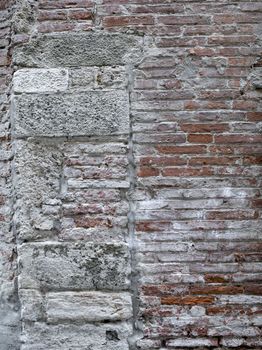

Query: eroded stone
left=13, top=140, right=63, bottom=241
left=13, top=91, right=129, bottom=137
left=18, top=242, right=130, bottom=291
left=46, top=291, right=132, bottom=322
left=13, top=32, right=143, bottom=67
left=13, top=68, right=69, bottom=93
left=21, top=322, right=132, bottom=350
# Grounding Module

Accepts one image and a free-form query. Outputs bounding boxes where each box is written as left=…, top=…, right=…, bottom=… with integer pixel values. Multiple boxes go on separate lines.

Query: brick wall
left=0, top=0, right=261, bottom=349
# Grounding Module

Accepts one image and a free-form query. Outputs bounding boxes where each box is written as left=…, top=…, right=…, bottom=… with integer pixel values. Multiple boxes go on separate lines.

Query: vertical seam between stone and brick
left=127, top=63, right=142, bottom=350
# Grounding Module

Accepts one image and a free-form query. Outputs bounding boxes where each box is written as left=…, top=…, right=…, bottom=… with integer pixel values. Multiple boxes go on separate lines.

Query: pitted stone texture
left=0, top=326, right=20, bottom=350
left=18, top=242, right=130, bottom=291
left=12, top=0, right=35, bottom=34
left=250, top=67, right=262, bottom=89
left=19, top=289, right=44, bottom=322
left=0, top=243, right=20, bottom=349
left=13, top=32, right=143, bottom=67
left=95, top=67, right=128, bottom=89
left=13, top=68, right=69, bottom=93
left=46, top=291, right=132, bottom=322
left=21, top=322, right=132, bottom=350
left=14, top=140, right=62, bottom=241
left=13, top=91, right=129, bottom=137
left=19, top=290, right=132, bottom=322
left=69, top=66, right=128, bottom=90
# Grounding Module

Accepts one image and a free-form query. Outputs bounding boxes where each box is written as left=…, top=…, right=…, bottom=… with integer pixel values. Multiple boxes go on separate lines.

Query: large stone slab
left=21, top=322, right=132, bottom=350
left=18, top=242, right=130, bottom=291
left=13, top=68, right=69, bottom=93
left=46, top=291, right=132, bottom=322
left=13, top=32, right=143, bottom=68
left=13, top=140, right=63, bottom=241
left=13, top=91, right=129, bottom=137
left=19, top=290, right=132, bottom=323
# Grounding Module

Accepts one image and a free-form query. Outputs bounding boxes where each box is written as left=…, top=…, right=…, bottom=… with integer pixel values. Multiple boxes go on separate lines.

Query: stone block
left=13, top=91, right=129, bottom=137
left=0, top=325, right=20, bottom=350
left=21, top=322, right=132, bottom=350
left=13, top=140, right=62, bottom=241
left=250, top=67, right=262, bottom=89
left=69, top=67, right=95, bottom=88
left=69, top=66, right=128, bottom=90
left=46, top=291, right=132, bottom=322
left=13, top=68, right=69, bottom=93
left=19, top=289, right=44, bottom=321
left=13, top=32, right=143, bottom=67
left=95, top=66, right=128, bottom=89
left=18, top=242, right=130, bottom=291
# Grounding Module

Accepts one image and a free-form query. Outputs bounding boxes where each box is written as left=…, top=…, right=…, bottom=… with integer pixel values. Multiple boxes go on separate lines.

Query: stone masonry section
left=0, top=0, right=261, bottom=349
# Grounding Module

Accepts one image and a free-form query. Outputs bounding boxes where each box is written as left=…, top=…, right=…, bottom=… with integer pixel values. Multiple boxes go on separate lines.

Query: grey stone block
left=13, top=91, right=129, bottom=137
left=13, top=32, right=143, bottom=68
left=21, top=322, right=132, bottom=350
left=46, top=291, right=132, bottom=322
left=19, top=289, right=44, bottom=321
left=0, top=325, right=20, bottom=350
left=13, top=140, right=63, bottom=241
left=69, top=66, right=128, bottom=90
left=18, top=242, right=130, bottom=291
left=251, top=67, right=262, bottom=89
left=13, top=68, right=69, bottom=93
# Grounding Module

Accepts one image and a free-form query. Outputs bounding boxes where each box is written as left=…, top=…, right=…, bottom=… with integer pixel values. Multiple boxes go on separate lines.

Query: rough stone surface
left=19, top=290, right=133, bottom=323
left=18, top=242, right=130, bottom=291
left=69, top=66, right=128, bottom=90
left=0, top=4, right=20, bottom=348
left=21, top=322, right=132, bottom=350
left=46, top=291, right=133, bottom=322
left=13, top=68, right=69, bottom=93
left=12, top=0, right=35, bottom=34
left=13, top=91, right=129, bottom=137
left=251, top=67, right=262, bottom=89
left=13, top=140, right=62, bottom=241
left=13, top=32, right=143, bottom=67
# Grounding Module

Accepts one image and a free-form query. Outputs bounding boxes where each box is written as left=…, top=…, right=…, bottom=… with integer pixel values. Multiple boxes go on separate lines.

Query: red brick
left=188, top=134, right=213, bottom=143
left=39, top=0, right=94, bottom=9
left=215, top=134, right=262, bottom=144
left=161, top=296, right=215, bottom=305
left=190, top=285, right=243, bottom=295
left=204, top=274, right=230, bottom=283
left=247, top=112, right=262, bottom=121
left=157, top=15, right=211, bottom=25
left=162, top=167, right=213, bottom=177
left=38, top=10, right=68, bottom=21
left=68, top=9, right=93, bottom=20
left=103, top=15, right=154, bottom=27
left=139, top=156, right=187, bottom=166
left=157, top=145, right=207, bottom=154
left=138, top=167, right=160, bottom=177
left=206, top=210, right=259, bottom=220
left=180, top=123, right=229, bottom=133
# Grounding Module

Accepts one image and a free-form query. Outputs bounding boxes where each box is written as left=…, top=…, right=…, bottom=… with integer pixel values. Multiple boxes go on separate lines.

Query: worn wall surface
left=0, top=0, right=262, bottom=349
